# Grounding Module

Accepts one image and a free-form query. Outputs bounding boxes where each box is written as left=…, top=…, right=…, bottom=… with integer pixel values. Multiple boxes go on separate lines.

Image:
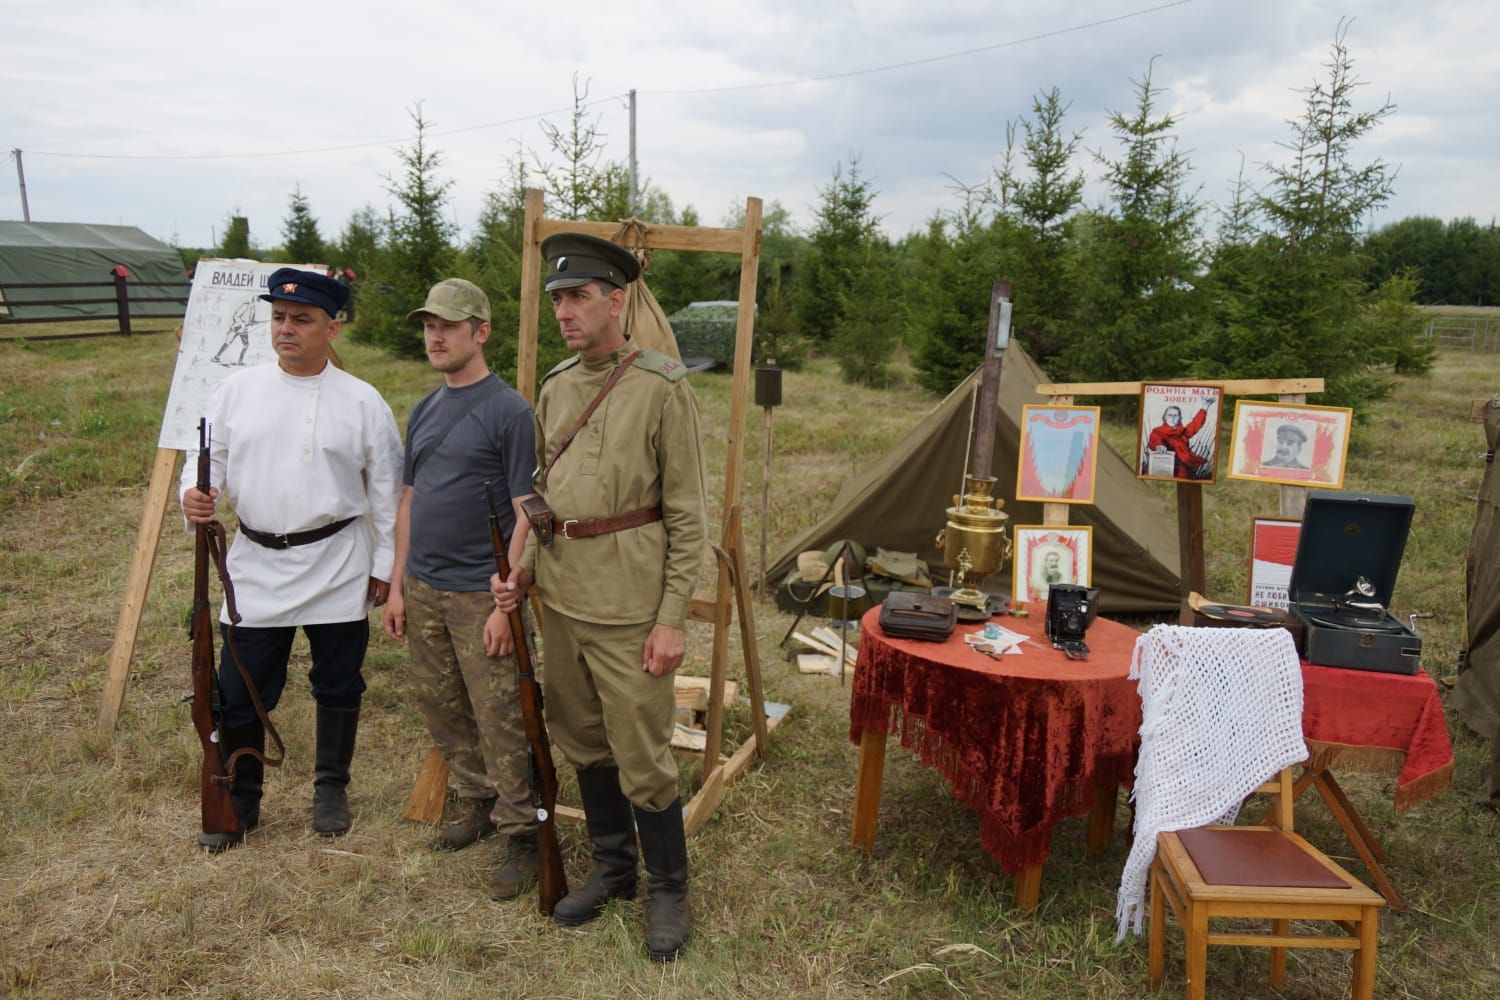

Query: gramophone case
left=1287, top=490, right=1423, bottom=675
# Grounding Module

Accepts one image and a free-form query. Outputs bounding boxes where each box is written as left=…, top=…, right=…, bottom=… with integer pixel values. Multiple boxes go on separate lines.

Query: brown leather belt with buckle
left=239, top=516, right=356, bottom=550
left=551, top=505, right=662, bottom=540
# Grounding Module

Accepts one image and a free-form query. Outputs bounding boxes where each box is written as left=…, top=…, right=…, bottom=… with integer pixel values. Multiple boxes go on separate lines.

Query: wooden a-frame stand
left=403, top=189, right=777, bottom=835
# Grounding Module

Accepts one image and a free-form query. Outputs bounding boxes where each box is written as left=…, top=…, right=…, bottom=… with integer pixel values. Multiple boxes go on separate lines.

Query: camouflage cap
left=407, top=278, right=491, bottom=323
left=541, top=233, right=640, bottom=292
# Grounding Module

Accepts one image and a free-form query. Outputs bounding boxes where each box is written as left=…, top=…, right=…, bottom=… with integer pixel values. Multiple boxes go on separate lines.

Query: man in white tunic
left=181, top=267, right=402, bottom=850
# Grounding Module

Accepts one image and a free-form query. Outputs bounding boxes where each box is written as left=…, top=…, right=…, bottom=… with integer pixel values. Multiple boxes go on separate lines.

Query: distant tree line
left=185, top=28, right=1466, bottom=410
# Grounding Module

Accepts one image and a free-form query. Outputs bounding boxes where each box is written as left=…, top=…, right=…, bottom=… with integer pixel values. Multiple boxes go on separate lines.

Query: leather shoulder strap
left=537, top=351, right=643, bottom=488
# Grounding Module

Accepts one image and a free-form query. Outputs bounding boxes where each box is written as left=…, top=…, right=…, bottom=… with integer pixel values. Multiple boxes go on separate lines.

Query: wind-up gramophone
left=936, top=280, right=1014, bottom=610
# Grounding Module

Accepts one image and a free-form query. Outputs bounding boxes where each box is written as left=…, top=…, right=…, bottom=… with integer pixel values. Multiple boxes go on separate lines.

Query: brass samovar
left=936, top=280, right=1014, bottom=610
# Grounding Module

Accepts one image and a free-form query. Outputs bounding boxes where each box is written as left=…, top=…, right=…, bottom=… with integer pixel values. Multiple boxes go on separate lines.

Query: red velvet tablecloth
left=848, top=607, right=1143, bottom=875
left=1300, top=661, right=1454, bottom=812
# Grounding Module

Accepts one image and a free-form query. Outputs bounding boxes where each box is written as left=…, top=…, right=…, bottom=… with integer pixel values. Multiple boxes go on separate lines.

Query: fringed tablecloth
left=1300, top=661, right=1454, bottom=812
left=848, top=607, right=1143, bottom=875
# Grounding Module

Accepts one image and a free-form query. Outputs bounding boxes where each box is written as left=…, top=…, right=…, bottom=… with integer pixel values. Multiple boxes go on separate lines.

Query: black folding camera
left=1046, top=584, right=1100, bottom=660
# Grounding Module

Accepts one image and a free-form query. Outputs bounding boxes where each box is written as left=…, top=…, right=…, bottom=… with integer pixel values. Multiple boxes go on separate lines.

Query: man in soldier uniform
left=383, top=278, right=541, bottom=900
left=492, top=233, right=708, bottom=961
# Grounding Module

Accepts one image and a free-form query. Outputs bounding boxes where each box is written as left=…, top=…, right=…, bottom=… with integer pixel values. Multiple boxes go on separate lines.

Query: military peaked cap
left=260, top=267, right=348, bottom=319
left=541, top=233, right=641, bottom=292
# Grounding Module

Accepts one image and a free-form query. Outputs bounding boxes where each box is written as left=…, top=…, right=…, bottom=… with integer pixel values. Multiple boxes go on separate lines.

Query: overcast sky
left=3, top=0, right=1496, bottom=252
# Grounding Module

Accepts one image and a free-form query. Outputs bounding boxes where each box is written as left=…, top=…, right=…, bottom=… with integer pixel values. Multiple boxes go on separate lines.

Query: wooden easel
left=403, top=190, right=777, bottom=834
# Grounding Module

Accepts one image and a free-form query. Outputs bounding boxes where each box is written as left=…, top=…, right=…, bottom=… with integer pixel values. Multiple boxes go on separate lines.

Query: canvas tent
left=0, top=221, right=187, bottom=319
left=767, top=342, right=1182, bottom=614
left=1454, top=400, right=1500, bottom=806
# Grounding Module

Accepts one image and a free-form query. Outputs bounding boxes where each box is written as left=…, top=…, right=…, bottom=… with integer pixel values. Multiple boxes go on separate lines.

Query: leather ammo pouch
left=521, top=495, right=555, bottom=548
left=878, top=591, right=957, bottom=642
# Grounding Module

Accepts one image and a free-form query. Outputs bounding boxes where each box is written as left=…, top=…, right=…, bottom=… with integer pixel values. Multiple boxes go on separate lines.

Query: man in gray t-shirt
left=382, top=278, right=541, bottom=902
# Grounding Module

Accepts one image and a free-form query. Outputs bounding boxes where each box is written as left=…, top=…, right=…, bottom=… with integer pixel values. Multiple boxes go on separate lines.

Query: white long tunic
left=180, top=361, right=403, bottom=627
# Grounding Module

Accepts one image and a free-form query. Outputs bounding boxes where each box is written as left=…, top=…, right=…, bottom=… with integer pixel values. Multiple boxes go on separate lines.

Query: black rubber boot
left=196, top=722, right=264, bottom=853
left=634, top=798, right=691, bottom=962
left=313, top=706, right=359, bottom=837
left=552, top=766, right=639, bottom=926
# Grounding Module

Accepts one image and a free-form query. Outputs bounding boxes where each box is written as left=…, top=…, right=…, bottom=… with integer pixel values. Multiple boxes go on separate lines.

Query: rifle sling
left=204, top=519, right=286, bottom=777
left=536, top=350, right=643, bottom=490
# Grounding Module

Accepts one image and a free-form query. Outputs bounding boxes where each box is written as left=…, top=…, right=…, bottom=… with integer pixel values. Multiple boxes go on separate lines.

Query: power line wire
left=645, top=0, right=1194, bottom=96
left=24, top=1, right=1192, bottom=161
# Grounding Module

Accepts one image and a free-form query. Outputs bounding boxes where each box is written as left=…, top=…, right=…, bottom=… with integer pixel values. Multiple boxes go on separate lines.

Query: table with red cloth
left=1291, top=659, right=1454, bottom=908
left=848, top=606, right=1457, bottom=912
left=847, top=605, right=1143, bottom=911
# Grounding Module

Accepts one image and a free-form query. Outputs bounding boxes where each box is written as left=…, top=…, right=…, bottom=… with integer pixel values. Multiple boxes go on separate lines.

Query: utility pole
left=11, top=148, right=30, bottom=222
left=627, top=88, right=639, bottom=215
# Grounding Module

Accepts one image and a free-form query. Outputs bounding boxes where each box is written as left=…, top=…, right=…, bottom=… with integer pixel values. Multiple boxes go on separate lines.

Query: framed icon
left=1226, top=400, right=1352, bottom=489
left=1016, top=404, right=1101, bottom=504
left=1012, top=524, right=1093, bottom=607
left=1137, top=383, right=1222, bottom=483
left=1247, top=515, right=1301, bottom=610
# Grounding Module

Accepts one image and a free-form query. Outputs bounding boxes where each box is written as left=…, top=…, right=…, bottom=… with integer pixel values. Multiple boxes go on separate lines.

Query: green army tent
left=767, top=342, right=1182, bottom=614
left=1454, top=399, right=1500, bottom=807
left=0, top=221, right=187, bottom=319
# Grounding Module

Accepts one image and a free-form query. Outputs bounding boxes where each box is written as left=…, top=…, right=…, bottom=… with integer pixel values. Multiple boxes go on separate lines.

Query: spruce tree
left=217, top=213, right=254, bottom=259
left=281, top=186, right=326, bottom=265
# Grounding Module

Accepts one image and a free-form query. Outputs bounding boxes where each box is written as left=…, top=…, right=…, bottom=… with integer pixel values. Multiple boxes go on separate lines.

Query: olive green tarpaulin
left=0, top=221, right=187, bottom=320
left=1454, top=400, right=1500, bottom=805
left=767, top=342, right=1182, bottom=614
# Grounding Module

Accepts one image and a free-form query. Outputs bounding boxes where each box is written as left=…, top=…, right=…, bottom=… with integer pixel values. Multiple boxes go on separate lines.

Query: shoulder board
left=630, top=349, right=688, bottom=382
left=540, top=355, right=582, bottom=385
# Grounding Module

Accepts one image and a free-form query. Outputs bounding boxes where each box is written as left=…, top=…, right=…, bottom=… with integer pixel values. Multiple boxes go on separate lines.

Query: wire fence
left=1419, top=316, right=1500, bottom=353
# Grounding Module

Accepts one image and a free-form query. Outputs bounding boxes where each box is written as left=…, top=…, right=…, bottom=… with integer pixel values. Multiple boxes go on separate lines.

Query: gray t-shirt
left=403, top=373, right=536, bottom=592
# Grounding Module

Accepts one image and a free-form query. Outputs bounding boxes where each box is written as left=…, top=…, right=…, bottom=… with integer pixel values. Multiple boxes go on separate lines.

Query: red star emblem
left=282, top=282, right=298, bottom=293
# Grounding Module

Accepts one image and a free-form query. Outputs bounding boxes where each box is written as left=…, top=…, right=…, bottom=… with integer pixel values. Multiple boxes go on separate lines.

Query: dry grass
left=2, top=327, right=1497, bottom=998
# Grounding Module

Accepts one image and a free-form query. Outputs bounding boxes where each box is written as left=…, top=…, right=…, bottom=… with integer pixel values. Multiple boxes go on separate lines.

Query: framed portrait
left=1247, top=516, right=1301, bottom=610
left=1136, top=383, right=1222, bottom=483
left=1012, top=525, right=1093, bottom=607
left=1226, top=400, right=1353, bottom=489
left=1016, top=404, right=1101, bottom=504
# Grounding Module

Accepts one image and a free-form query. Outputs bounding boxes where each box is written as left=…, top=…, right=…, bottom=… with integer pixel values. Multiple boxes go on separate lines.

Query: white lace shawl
left=1115, top=625, right=1307, bottom=939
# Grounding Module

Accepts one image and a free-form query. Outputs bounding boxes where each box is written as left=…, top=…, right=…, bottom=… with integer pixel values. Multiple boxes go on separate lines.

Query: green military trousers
left=405, top=576, right=535, bottom=835
left=539, top=604, right=680, bottom=812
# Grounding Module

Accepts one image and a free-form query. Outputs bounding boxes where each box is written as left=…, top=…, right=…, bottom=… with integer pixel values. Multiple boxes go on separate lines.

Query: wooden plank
left=400, top=746, right=450, bottom=825
left=722, top=197, right=763, bottom=520
left=1277, top=392, right=1309, bottom=519
left=674, top=675, right=737, bottom=712
left=1035, top=377, right=1326, bottom=397
left=1310, top=771, right=1404, bottom=909
left=516, top=188, right=544, bottom=404
left=683, top=710, right=784, bottom=835
left=1206, top=932, right=1358, bottom=950
left=1177, top=483, right=1206, bottom=599
left=701, top=511, right=739, bottom=785
left=850, top=728, right=888, bottom=853
left=534, top=217, right=746, bottom=255
left=98, top=447, right=178, bottom=730
left=729, top=523, right=770, bottom=754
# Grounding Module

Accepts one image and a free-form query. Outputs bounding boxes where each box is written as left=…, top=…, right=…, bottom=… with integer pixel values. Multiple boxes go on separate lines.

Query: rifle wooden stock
left=193, top=419, right=240, bottom=838
left=485, top=483, right=568, bottom=915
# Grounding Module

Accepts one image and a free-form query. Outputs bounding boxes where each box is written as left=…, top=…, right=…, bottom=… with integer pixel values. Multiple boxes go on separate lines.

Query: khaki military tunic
left=523, top=342, right=709, bottom=809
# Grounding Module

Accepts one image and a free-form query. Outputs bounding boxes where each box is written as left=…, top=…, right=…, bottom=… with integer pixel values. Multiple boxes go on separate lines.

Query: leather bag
left=878, top=591, right=957, bottom=642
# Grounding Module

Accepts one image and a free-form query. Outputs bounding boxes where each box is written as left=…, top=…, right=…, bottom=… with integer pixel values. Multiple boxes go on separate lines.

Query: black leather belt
left=239, top=516, right=356, bottom=550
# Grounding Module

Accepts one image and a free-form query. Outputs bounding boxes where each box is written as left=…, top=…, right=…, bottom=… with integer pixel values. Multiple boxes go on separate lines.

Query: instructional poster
left=157, top=259, right=315, bottom=450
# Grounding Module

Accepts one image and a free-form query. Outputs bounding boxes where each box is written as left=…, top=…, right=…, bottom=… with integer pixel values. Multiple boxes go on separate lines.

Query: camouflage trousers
left=405, top=576, right=535, bottom=835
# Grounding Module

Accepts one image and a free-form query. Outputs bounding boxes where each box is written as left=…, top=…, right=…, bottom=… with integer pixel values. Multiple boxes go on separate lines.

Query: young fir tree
left=354, top=105, right=457, bottom=360
left=280, top=186, right=325, bottom=265
left=334, top=205, right=382, bottom=275
left=217, top=213, right=254, bottom=259
left=792, top=157, right=883, bottom=345
left=1003, top=88, right=1085, bottom=368
left=1061, top=63, right=1203, bottom=383
left=534, top=75, right=630, bottom=222
left=1200, top=22, right=1403, bottom=407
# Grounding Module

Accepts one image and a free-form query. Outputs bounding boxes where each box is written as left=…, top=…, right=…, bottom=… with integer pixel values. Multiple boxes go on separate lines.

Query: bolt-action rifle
left=191, top=418, right=240, bottom=839
left=190, top=418, right=282, bottom=846
left=485, top=481, right=568, bottom=915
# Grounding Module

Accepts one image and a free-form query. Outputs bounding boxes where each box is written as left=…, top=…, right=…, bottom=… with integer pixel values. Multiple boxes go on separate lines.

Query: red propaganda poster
left=1016, top=404, right=1100, bottom=504
left=1227, top=400, right=1353, bottom=489
left=1136, top=383, right=1222, bottom=483
left=1248, top=516, right=1301, bottom=610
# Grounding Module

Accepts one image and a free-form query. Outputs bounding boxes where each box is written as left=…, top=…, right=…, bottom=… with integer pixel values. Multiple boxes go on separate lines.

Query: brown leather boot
left=486, top=832, right=540, bottom=901
left=430, top=797, right=498, bottom=852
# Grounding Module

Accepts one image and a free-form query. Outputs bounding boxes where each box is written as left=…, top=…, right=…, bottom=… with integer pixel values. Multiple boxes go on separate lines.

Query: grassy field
left=1, top=326, right=1497, bottom=998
